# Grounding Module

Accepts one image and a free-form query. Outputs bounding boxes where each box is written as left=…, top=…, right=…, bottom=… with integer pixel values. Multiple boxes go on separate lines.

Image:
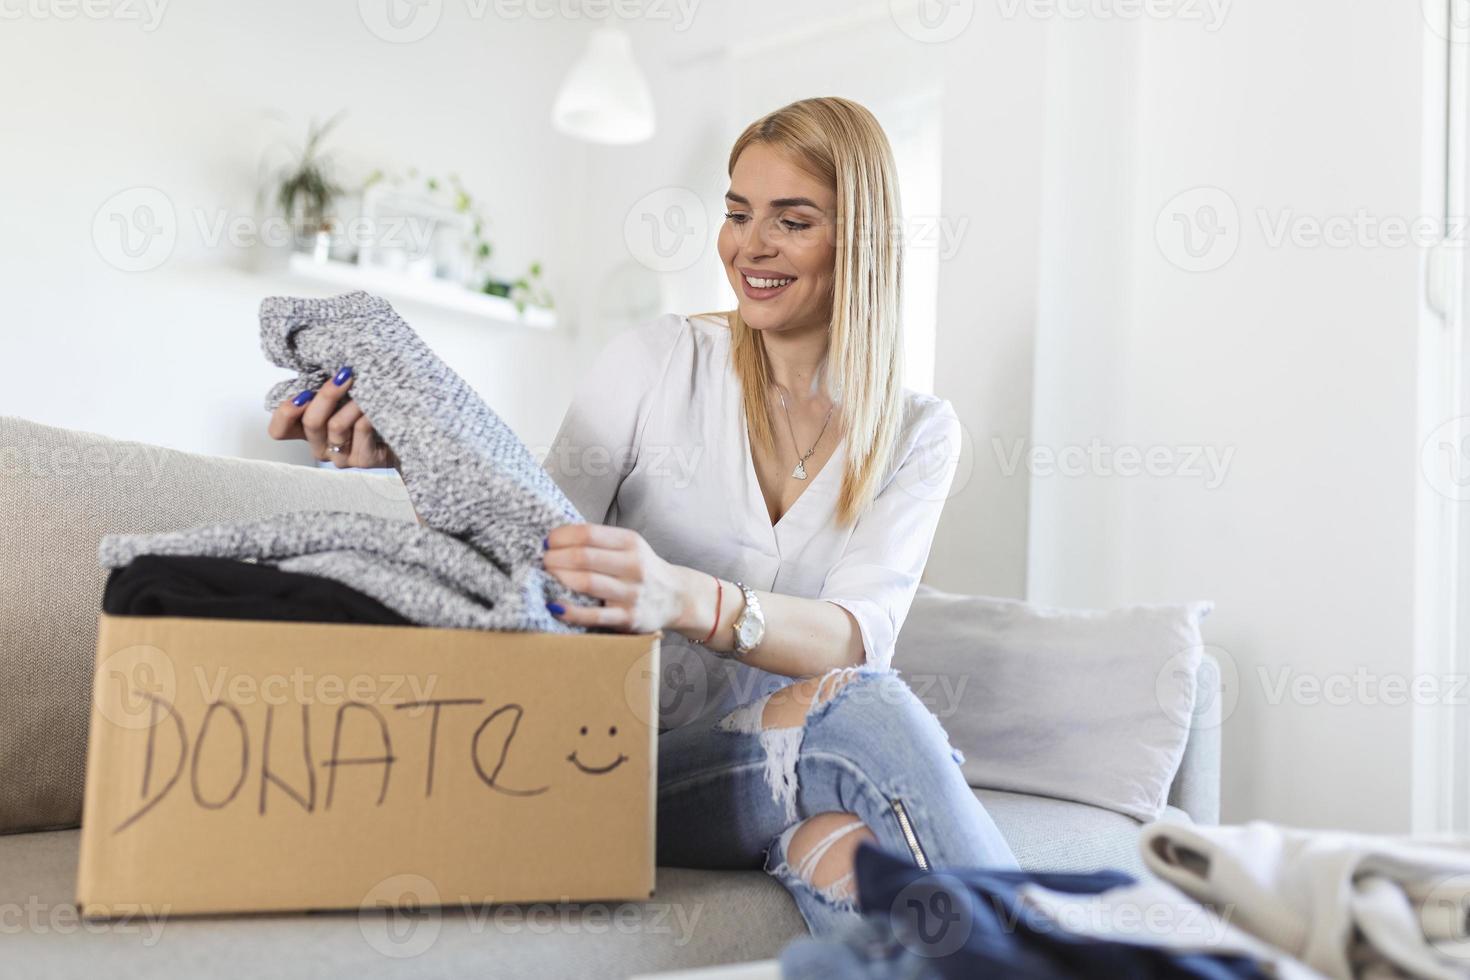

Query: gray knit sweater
left=97, top=291, right=593, bottom=633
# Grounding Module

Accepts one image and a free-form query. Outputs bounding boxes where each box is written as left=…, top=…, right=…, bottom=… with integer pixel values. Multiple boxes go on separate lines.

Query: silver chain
left=776, top=386, right=834, bottom=473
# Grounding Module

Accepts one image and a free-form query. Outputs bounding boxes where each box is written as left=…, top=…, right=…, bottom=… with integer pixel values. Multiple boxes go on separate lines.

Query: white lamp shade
left=551, top=27, right=656, bottom=145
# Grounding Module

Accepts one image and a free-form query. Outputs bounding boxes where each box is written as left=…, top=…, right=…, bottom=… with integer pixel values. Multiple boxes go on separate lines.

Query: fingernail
left=546, top=602, right=565, bottom=615
left=292, top=390, right=315, bottom=406
left=333, top=366, right=353, bottom=385
left=542, top=535, right=549, bottom=551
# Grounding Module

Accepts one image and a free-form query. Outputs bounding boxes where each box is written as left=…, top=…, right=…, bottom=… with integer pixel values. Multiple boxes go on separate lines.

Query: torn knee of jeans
left=715, top=666, right=896, bottom=825
left=715, top=690, right=802, bottom=822
left=774, top=865, right=858, bottom=912
left=765, top=817, right=869, bottom=911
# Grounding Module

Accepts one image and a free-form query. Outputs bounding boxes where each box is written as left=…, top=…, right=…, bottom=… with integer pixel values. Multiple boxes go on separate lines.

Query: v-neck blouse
left=543, top=313, right=962, bottom=731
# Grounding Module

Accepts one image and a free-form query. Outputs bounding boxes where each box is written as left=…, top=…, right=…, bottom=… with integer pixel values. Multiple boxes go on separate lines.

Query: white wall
left=929, top=10, right=1046, bottom=598
left=1029, top=7, right=1433, bottom=832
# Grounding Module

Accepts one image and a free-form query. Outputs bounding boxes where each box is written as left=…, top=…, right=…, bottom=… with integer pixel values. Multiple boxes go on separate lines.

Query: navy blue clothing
left=780, top=843, right=1270, bottom=980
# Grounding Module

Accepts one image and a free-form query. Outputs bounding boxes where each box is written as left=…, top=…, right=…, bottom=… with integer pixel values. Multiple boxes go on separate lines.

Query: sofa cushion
left=0, top=829, right=808, bottom=980
left=895, top=584, right=1213, bottom=823
left=978, top=788, right=1190, bottom=877
left=0, top=416, right=417, bottom=834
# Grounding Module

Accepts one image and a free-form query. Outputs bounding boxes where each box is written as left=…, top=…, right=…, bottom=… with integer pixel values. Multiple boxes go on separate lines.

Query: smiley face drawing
left=567, top=723, right=628, bottom=775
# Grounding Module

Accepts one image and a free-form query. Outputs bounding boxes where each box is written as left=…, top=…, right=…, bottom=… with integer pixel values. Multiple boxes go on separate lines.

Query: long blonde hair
left=703, top=96, right=905, bottom=528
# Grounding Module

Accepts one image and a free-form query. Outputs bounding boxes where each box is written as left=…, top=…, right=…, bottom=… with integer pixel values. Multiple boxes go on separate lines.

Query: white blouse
left=542, top=313, right=962, bottom=731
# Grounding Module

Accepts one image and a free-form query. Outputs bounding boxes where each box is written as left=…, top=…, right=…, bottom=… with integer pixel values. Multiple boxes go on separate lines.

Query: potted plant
left=273, top=112, right=346, bottom=261
left=484, top=261, right=554, bottom=316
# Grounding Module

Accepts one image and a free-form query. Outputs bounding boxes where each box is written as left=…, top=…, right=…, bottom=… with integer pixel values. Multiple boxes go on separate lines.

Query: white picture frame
left=355, top=183, right=475, bottom=285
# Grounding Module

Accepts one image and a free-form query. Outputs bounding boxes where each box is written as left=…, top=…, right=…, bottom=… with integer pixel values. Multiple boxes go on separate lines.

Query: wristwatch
left=730, top=580, right=766, bottom=660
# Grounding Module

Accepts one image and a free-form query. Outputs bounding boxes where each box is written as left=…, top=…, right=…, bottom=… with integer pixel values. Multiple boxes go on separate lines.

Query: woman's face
left=718, top=143, right=837, bottom=335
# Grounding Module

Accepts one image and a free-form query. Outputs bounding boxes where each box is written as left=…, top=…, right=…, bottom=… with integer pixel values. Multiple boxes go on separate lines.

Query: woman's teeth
left=745, top=275, right=793, bottom=288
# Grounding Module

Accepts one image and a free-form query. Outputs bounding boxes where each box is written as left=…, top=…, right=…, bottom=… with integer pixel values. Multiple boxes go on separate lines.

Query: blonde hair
left=700, top=96, right=905, bottom=528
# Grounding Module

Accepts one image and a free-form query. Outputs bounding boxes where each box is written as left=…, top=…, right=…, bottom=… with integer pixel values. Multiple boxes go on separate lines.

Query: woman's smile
left=738, top=267, right=798, bottom=301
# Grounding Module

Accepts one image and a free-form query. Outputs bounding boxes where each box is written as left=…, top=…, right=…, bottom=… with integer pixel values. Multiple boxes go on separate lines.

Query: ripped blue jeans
left=655, top=665, right=1019, bottom=936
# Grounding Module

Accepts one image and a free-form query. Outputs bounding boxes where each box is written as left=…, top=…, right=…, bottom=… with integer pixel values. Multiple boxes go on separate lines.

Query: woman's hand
left=541, top=523, right=696, bottom=633
left=267, top=366, right=399, bottom=470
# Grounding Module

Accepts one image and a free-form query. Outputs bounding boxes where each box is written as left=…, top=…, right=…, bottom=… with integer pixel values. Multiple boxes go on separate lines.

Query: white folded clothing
left=1139, top=820, right=1470, bottom=979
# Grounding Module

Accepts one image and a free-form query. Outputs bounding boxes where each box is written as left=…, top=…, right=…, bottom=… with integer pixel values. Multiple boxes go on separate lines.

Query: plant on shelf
left=272, top=112, right=347, bottom=248
left=505, top=260, right=555, bottom=316
left=361, top=167, right=553, bottom=315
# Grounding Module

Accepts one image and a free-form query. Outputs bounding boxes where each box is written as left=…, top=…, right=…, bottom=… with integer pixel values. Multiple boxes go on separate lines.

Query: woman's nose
left=742, top=224, right=780, bottom=261
left=733, top=213, right=774, bottom=251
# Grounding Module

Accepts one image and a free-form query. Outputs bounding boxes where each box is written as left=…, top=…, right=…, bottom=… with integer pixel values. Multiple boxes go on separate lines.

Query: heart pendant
left=792, top=461, right=807, bottom=480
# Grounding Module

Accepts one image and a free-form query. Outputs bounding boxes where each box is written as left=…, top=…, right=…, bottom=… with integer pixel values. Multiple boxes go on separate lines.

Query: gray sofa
left=0, top=416, right=1219, bottom=979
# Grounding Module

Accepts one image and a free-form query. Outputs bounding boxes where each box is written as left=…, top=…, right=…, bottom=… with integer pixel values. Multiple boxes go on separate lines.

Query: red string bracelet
left=700, top=574, right=723, bottom=645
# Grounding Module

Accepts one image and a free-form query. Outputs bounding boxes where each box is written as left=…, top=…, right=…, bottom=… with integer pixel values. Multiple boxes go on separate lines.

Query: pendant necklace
left=776, top=386, right=835, bottom=481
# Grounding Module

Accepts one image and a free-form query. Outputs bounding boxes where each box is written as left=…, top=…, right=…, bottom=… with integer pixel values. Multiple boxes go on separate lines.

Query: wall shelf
left=284, top=254, right=556, bottom=330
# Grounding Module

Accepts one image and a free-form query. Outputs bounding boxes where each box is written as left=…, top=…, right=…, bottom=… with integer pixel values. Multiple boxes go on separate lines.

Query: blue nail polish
left=546, top=602, right=565, bottom=615
left=542, top=536, right=549, bottom=551
left=292, top=390, right=315, bottom=406
left=333, top=365, right=353, bottom=385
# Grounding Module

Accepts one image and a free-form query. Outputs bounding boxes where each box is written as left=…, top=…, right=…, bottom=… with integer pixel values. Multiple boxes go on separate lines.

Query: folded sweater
left=97, top=292, right=595, bottom=632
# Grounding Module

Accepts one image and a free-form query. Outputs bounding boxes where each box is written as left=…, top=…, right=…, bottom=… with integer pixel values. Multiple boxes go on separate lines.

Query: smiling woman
left=537, top=96, right=1017, bottom=936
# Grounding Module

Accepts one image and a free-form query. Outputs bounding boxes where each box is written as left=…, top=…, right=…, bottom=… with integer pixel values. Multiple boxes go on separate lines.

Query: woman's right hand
left=267, top=366, right=399, bottom=470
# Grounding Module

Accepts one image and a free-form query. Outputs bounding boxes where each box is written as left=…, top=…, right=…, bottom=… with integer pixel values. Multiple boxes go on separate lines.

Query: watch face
left=737, top=616, right=761, bottom=648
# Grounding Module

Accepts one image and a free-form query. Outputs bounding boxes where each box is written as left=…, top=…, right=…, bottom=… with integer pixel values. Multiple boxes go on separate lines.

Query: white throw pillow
left=894, top=584, right=1212, bottom=822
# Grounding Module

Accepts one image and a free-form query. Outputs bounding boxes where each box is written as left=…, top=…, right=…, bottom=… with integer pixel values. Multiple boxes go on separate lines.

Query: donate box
left=77, top=613, right=660, bottom=917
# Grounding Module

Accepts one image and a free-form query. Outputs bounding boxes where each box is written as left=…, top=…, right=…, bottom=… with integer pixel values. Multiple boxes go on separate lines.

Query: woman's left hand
left=541, top=523, right=690, bottom=633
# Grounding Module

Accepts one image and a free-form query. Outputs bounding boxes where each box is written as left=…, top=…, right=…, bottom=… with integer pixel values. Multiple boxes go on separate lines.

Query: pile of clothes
left=98, top=291, right=595, bottom=631
left=782, top=821, right=1470, bottom=979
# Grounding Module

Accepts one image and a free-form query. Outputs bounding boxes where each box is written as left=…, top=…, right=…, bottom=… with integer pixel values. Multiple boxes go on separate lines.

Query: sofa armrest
left=1166, top=650, right=1222, bottom=824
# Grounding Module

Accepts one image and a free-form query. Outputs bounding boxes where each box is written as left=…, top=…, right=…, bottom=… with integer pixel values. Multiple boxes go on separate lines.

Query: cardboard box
left=77, top=613, right=660, bottom=917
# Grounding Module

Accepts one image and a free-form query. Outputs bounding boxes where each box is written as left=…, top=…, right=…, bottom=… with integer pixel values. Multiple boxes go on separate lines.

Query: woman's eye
left=722, top=211, right=809, bottom=231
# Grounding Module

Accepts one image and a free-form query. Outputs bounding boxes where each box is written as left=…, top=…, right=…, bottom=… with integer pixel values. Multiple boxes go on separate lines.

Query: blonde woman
left=282, top=97, right=1016, bottom=934
left=549, top=96, right=1017, bottom=934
